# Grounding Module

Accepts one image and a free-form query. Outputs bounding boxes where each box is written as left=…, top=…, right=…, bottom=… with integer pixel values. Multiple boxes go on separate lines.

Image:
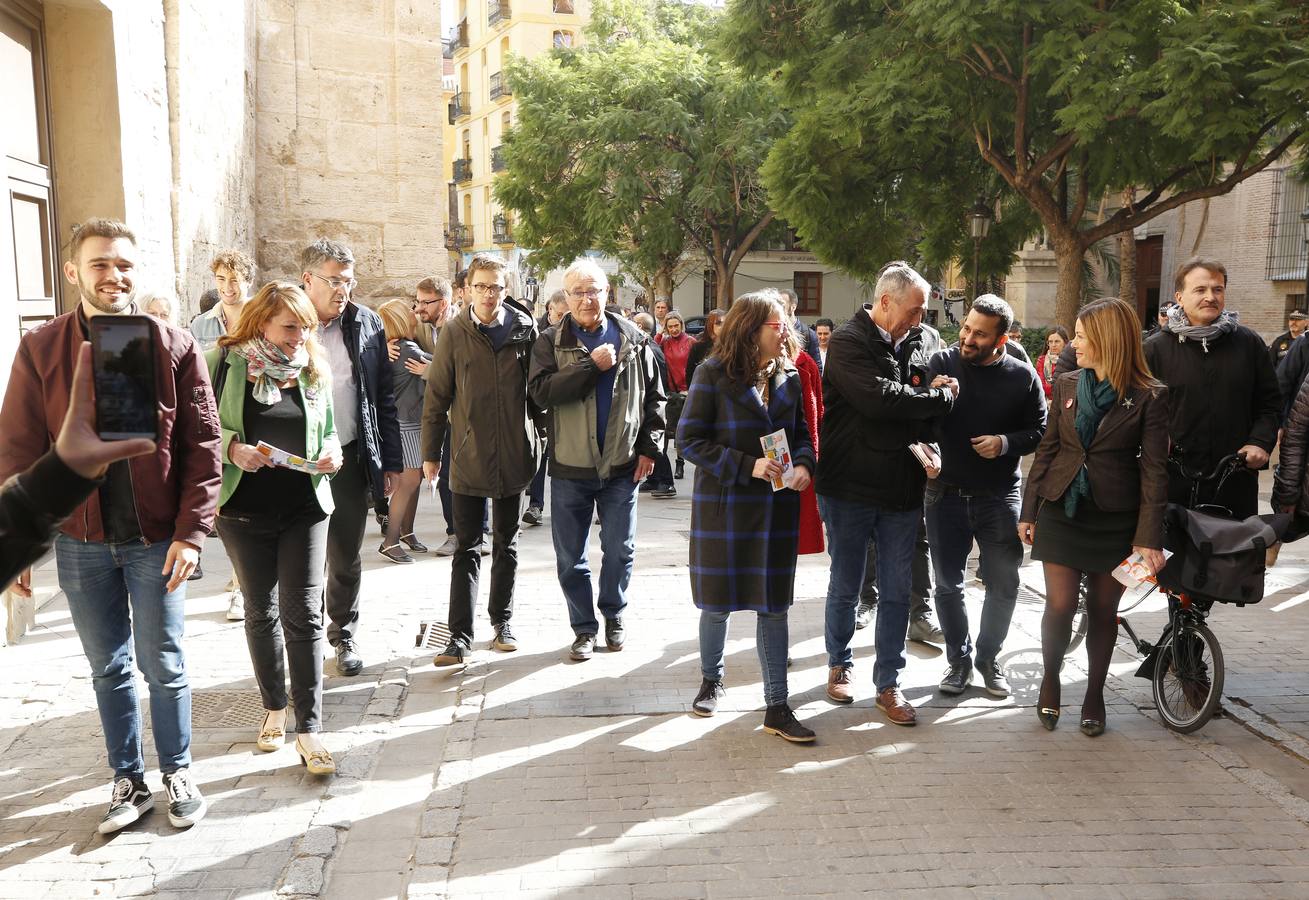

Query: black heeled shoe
left=1037, top=707, right=1060, bottom=731
left=1079, top=718, right=1105, bottom=737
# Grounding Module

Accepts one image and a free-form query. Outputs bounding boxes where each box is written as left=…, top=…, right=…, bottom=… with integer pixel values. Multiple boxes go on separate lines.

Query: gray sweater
left=390, top=339, right=431, bottom=424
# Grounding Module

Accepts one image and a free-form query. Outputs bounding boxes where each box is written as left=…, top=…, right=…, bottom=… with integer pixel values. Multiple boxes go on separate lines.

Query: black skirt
left=1031, top=494, right=1137, bottom=574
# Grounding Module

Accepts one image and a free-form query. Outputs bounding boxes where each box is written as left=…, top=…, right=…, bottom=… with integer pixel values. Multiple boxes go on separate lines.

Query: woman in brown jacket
left=1018, top=298, right=1169, bottom=737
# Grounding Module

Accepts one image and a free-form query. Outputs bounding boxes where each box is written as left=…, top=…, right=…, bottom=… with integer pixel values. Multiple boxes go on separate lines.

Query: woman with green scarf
left=1018, top=298, right=1169, bottom=738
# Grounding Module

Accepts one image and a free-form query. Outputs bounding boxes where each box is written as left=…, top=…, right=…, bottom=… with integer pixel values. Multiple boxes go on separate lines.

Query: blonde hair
left=378, top=299, right=419, bottom=342
left=1076, top=297, right=1159, bottom=395
left=219, top=282, right=329, bottom=387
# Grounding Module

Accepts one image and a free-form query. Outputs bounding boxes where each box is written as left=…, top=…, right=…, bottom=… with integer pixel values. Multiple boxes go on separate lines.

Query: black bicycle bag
left=1156, top=505, right=1292, bottom=606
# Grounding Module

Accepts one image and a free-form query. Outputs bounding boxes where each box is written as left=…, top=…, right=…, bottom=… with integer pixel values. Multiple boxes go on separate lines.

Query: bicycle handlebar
left=1167, top=451, right=1245, bottom=485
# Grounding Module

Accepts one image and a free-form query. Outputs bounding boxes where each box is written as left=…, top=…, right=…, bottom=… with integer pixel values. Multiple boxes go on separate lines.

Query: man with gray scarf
left=1143, top=257, right=1280, bottom=519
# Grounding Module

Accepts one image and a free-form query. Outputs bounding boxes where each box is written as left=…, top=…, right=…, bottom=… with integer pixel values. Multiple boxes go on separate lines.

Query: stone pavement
left=2, top=469, right=1309, bottom=898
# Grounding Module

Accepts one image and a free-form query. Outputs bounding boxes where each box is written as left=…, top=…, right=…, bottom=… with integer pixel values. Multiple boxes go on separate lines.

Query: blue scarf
left=1064, top=368, right=1118, bottom=518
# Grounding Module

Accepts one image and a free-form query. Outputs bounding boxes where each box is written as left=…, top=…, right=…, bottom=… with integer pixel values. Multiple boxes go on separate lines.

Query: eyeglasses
left=308, top=271, right=356, bottom=292
left=762, top=321, right=789, bottom=333
left=414, top=297, right=444, bottom=306
left=568, top=288, right=605, bottom=300
left=469, top=283, right=506, bottom=296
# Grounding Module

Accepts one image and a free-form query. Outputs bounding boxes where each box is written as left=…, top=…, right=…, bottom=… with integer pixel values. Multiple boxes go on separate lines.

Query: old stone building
left=1, top=0, right=445, bottom=642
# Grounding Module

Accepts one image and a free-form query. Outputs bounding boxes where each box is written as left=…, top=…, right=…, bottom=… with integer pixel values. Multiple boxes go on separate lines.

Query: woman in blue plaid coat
left=676, top=291, right=817, bottom=743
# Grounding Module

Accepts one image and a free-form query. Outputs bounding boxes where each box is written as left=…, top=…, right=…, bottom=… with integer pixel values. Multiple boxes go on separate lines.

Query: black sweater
left=927, top=348, right=1047, bottom=491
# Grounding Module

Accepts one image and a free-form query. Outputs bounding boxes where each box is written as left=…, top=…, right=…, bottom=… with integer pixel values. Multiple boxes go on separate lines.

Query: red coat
left=795, top=350, right=825, bottom=555
left=658, top=332, right=694, bottom=391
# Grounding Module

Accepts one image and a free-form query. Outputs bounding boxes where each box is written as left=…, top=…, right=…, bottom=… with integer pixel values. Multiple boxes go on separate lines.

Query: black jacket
left=1144, top=323, right=1280, bottom=514
left=338, top=301, right=404, bottom=503
left=796, top=321, right=823, bottom=372
left=1277, top=333, right=1309, bottom=423
left=815, top=307, right=954, bottom=510
left=1, top=451, right=100, bottom=590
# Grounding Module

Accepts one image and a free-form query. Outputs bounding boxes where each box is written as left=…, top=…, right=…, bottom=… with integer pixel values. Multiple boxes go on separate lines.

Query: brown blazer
left=1020, top=370, right=1170, bottom=549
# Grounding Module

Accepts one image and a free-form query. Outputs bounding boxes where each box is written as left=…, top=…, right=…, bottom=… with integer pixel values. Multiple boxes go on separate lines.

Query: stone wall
left=255, top=0, right=447, bottom=302
left=163, top=0, right=259, bottom=317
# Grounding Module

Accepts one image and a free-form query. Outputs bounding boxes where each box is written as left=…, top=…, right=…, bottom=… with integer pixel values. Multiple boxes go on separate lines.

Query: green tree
left=723, top=0, right=1309, bottom=326
left=495, top=0, right=787, bottom=308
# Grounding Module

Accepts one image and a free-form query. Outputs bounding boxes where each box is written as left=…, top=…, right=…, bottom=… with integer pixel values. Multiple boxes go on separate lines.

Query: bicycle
left=1114, top=452, right=1273, bottom=733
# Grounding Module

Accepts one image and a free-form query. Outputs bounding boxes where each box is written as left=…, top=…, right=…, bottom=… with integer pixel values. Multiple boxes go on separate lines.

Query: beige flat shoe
left=256, top=709, right=287, bottom=752
left=295, top=736, right=336, bottom=775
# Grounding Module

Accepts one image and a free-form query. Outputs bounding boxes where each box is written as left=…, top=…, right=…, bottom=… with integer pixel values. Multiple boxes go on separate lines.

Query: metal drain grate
left=415, top=620, right=452, bottom=650
left=190, top=690, right=268, bottom=728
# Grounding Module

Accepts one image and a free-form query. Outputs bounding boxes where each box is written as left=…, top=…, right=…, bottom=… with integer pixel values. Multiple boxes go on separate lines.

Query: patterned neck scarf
left=1164, top=306, right=1239, bottom=353
left=232, top=337, right=308, bottom=405
left=1063, top=368, right=1119, bottom=519
left=753, top=358, right=780, bottom=407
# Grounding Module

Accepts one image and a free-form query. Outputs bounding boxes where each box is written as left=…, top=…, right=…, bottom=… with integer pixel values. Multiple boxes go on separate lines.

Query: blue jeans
left=551, top=474, right=639, bottom=635
left=55, top=536, right=191, bottom=777
left=820, top=495, right=921, bottom=692
left=699, top=609, right=789, bottom=707
left=925, top=486, right=1023, bottom=666
left=528, top=447, right=549, bottom=508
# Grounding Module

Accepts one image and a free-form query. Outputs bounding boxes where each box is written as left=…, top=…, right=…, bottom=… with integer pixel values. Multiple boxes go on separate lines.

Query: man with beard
left=1144, top=258, right=1280, bottom=518
left=925, top=295, right=1046, bottom=698
left=412, top=275, right=452, bottom=355
left=0, top=218, right=221, bottom=834
left=302, top=239, right=403, bottom=675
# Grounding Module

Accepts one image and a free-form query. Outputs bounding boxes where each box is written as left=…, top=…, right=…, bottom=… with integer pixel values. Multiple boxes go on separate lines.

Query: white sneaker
left=226, top=590, right=245, bottom=621
left=435, top=535, right=458, bottom=557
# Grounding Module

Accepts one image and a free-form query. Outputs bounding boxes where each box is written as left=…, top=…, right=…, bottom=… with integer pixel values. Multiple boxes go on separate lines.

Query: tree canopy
left=495, top=0, right=787, bottom=307
left=723, top=0, right=1309, bottom=325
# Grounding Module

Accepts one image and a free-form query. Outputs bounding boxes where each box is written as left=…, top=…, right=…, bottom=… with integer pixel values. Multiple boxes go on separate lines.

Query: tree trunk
left=653, top=266, right=674, bottom=306
left=1052, top=235, right=1085, bottom=330
left=714, top=257, right=735, bottom=309
left=1118, top=231, right=1137, bottom=306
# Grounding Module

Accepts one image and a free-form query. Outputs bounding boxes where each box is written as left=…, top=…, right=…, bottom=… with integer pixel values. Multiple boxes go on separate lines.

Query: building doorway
left=1135, top=235, right=1163, bottom=324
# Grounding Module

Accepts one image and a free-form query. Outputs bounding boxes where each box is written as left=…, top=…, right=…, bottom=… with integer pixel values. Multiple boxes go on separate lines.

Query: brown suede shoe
left=827, top=665, right=855, bottom=704
left=875, top=687, right=917, bottom=726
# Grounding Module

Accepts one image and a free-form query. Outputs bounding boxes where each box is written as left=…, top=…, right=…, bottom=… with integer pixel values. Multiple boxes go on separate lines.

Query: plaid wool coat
left=676, top=357, right=816, bottom=613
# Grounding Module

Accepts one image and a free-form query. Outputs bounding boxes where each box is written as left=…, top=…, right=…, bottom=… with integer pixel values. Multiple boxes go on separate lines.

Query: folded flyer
left=255, top=441, right=320, bottom=475
left=760, top=428, right=794, bottom=492
left=1112, top=549, right=1174, bottom=589
left=909, top=442, right=941, bottom=472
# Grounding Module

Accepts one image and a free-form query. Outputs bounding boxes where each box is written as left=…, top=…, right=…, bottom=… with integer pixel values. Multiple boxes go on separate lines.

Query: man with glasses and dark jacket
left=301, top=238, right=403, bottom=676
left=423, top=255, right=544, bottom=665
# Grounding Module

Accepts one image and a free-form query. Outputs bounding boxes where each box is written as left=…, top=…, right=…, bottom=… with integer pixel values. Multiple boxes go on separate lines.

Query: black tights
left=1039, top=563, right=1126, bottom=720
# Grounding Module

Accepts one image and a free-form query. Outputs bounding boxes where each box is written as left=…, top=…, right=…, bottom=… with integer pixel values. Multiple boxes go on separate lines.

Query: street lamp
left=967, top=198, right=993, bottom=310
left=1300, top=204, right=1309, bottom=312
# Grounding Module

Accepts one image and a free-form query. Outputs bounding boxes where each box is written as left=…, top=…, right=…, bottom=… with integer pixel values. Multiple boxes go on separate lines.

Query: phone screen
left=90, top=315, right=159, bottom=441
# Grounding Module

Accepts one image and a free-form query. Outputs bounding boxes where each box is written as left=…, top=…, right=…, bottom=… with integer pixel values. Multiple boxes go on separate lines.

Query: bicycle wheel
left=1152, top=621, right=1225, bottom=733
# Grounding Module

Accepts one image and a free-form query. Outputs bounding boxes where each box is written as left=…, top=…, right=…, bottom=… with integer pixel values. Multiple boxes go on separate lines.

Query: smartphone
left=89, top=314, right=159, bottom=441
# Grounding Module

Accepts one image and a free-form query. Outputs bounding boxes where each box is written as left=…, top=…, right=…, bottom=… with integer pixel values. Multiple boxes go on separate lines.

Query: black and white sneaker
left=522, top=505, right=544, bottom=526
left=976, top=658, right=1011, bottom=698
left=98, top=776, right=153, bottom=834
left=491, top=623, right=517, bottom=652
left=433, top=638, right=468, bottom=667
left=691, top=679, right=725, bottom=717
left=162, top=768, right=207, bottom=828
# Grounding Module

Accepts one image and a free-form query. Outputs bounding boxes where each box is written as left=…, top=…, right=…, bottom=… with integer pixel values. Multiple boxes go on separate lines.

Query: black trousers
left=326, top=442, right=368, bottom=647
left=217, top=506, right=329, bottom=733
left=448, top=491, right=523, bottom=646
left=861, top=513, right=932, bottom=614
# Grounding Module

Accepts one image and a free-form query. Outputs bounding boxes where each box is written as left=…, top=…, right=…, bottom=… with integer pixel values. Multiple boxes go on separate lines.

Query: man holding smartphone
left=0, top=218, right=222, bottom=835
left=301, top=238, right=403, bottom=676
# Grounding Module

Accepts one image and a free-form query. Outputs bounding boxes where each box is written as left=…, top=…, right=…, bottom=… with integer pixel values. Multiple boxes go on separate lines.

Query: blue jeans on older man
left=924, top=485, right=1023, bottom=667
left=820, top=495, right=921, bottom=692
left=551, top=474, right=639, bottom=636
left=55, top=535, right=191, bottom=778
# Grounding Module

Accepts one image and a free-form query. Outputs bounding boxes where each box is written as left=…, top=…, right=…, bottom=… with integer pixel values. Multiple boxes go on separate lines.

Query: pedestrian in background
left=209, top=282, right=341, bottom=774
left=525, top=290, right=571, bottom=526
left=685, top=308, right=724, bottom=388
left=140, top=288, right=178, bottom=326
left=1035, top=325, right=1068, bottom=401
left=657, top=309, right=694, bottom=484
left=634, top=312, right=678, bottom=499
left=529, top=258, right=665, bottom=662
left=377, top=299, right=432, bottom=562
left=1020, top=297, right=1168, bottom=738
left=678, top=290, right=816, bottom=742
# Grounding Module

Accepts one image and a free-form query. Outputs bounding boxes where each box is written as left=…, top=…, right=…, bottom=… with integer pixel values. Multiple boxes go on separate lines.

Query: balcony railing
left=453, top=158, right=473, bottom=184
left=488, top=0, right=511, bottom=27
left=493, top=215, right=513, bottom=245
left=491, top=145, right=506, bottom=173
left=489, top=71, right=511, bottom=101
left=444, top=224, right=473, bottom=250
left=449, top=91, right=470, bottom=124
left=452, top=19, right=469, bottom=52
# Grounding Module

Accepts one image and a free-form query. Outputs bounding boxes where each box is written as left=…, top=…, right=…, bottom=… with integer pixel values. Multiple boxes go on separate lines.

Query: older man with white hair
left=529, top=259, right=666, bottom=661
left=817, top=261, right=958, bottom=726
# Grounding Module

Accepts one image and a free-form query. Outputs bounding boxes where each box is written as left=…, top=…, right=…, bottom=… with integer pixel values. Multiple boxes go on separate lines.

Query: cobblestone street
left=3, top=471, right=1309, bottom=898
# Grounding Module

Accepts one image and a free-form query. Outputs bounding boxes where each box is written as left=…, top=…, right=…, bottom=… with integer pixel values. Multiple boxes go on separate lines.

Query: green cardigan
left=205, top=348, right=338, bottom=514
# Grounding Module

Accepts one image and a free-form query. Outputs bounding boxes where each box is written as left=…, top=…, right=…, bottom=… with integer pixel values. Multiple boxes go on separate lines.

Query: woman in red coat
left=791, top=342, right=824, bottom=555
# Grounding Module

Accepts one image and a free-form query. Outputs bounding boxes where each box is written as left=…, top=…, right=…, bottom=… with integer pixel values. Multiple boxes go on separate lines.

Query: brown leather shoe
left=876, top=687, right=917, bottom=726
left=827, top=665, right=855, bottom=704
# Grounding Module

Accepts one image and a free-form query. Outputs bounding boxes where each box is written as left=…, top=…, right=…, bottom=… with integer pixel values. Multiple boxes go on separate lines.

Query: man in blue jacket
left=925, top=295, right=1046, bottom=699
left=302, top=239, right=403, bottom=675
